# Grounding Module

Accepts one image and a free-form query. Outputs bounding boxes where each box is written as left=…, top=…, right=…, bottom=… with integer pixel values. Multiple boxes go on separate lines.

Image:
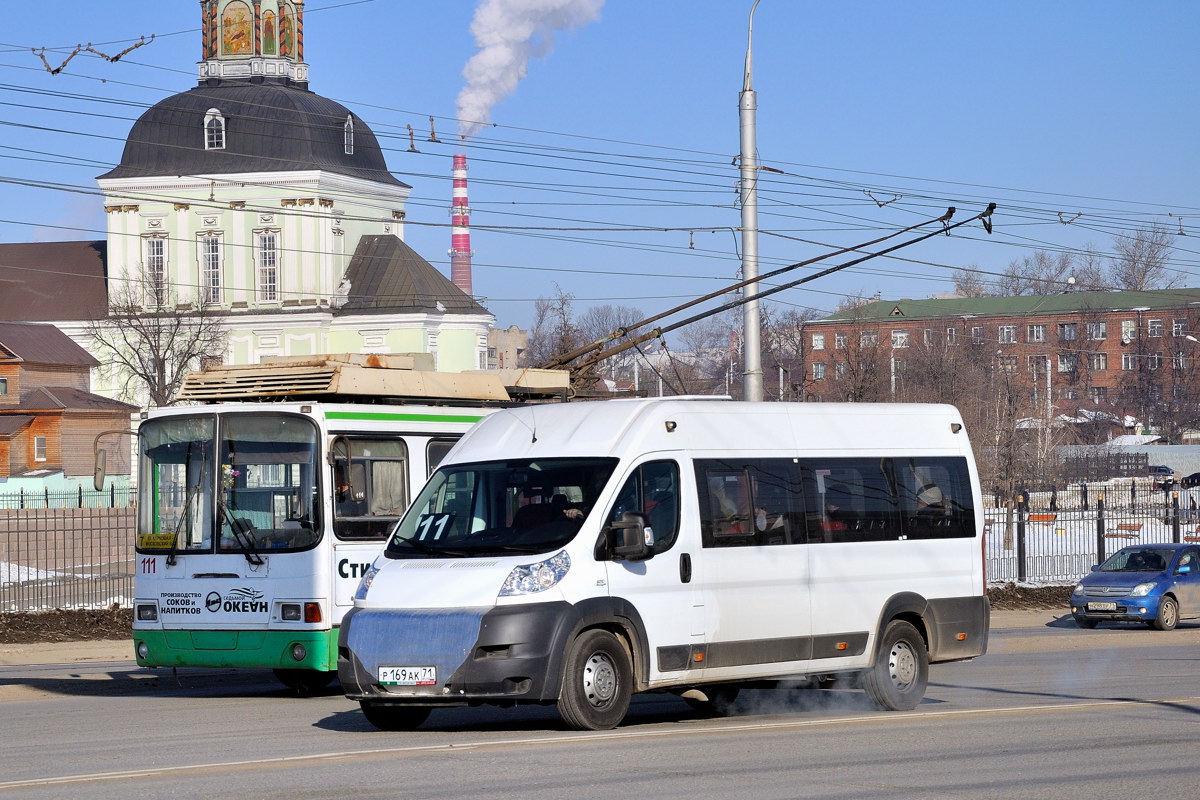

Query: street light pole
left=739, top=0, right=763, bottom=402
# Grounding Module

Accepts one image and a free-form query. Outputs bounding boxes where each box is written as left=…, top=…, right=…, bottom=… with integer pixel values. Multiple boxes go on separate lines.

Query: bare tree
left=951, top=265, right=991, bottom=297
left=1111, top=225, right=1178, bottom=291
left=523, top=284, right=582, bottom=369
left=87, top=271, right=227, bottom=408
left=997, top=251, right=1077, bottom=295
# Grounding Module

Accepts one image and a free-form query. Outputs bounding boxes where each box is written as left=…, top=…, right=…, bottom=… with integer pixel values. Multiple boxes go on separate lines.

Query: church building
left=1, top=0, right=493, bottom=407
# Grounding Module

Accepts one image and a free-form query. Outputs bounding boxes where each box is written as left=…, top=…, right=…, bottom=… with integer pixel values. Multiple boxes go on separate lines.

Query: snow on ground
left=0, top=561, right=88, bottom=587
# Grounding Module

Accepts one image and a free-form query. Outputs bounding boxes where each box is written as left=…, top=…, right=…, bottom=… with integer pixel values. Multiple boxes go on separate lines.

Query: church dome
left=98, top=81, right=406, bottom=187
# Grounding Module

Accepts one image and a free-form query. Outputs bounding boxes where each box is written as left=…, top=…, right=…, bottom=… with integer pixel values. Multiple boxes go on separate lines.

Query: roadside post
left=1016, top=495, right=1027, bottom=582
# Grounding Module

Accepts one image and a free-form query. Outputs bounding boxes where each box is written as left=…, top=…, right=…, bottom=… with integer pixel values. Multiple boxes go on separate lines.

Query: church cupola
left=198, top=0, right=309, bottom=88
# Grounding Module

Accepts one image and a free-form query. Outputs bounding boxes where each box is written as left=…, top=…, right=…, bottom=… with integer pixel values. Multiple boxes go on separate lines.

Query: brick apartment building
left=800, top=288, right=1200, bottom=438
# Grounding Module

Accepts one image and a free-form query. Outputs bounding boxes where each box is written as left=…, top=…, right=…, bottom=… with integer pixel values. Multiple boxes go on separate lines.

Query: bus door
left=329, top=435, right=461, bottom=610
left=601, top=460, right=706, bottom=681
left=689, top=459, right=812, bottom=679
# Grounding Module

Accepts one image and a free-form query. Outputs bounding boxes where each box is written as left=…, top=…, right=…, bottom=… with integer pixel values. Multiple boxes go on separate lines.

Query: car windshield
left=1099, top=547, right=1175, bottom=572
left=385, top=457, right=619, bottom=558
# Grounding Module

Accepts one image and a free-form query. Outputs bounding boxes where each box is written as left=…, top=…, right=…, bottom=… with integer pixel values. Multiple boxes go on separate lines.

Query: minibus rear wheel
left=558, top=629, right=632, bottom=731
left=860, top=620, right=927, bottom=711
left=359, top=701, right=432, bottom=731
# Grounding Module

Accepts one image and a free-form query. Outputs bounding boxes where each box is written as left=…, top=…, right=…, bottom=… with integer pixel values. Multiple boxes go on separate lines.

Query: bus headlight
left=499, top=551, right=571, bottom=597
left=136, top=603, right=158, bottom=621
left=354, top=565, right=380, bottom=601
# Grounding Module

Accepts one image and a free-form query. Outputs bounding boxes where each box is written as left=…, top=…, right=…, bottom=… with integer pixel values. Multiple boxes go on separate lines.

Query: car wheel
left=1152, top=597, right=1179, bottom=631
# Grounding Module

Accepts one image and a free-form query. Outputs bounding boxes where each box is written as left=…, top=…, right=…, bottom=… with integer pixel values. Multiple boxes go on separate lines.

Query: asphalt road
left=1, top=610, right=1197, bottom=799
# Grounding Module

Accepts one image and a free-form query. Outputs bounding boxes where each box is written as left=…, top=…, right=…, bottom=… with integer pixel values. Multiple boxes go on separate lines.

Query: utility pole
left=739, top=0, right=764, bottom=401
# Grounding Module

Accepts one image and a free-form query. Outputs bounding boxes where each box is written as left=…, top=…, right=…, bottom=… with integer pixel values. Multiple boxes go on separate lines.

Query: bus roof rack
left=174, top=353, right=571, bottom=404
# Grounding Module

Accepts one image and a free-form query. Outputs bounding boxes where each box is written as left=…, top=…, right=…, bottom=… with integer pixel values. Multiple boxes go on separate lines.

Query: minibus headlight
left=354, top=565, right=380, bottom=601
left=499, top=551, right=571, bottom=597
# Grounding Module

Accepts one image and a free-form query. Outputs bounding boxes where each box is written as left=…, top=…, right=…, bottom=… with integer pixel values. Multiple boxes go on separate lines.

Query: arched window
left=204, top=108, right=225, bottom=150
left=344, top=116, right=355, bottom=155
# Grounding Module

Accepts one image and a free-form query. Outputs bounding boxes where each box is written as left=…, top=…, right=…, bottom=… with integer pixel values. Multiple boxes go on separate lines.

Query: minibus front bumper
left=338, top=602, right=575, bottom=705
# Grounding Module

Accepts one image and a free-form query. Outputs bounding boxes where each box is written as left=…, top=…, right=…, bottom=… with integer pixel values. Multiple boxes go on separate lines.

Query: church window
left=344, top=116, right=355, bottom=155
left=144, top=236, right=168, bottom=307
left=256, top=231, right=280, bottom=302
left=199, top=234, right=222, bottom=305
left=204, top=108, right=225, bottom=150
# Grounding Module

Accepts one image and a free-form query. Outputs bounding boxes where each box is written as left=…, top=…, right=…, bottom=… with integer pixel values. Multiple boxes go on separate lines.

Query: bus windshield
left=137, top=413, right=321, bottom=555
left=386, top=458, right=619, bottom=558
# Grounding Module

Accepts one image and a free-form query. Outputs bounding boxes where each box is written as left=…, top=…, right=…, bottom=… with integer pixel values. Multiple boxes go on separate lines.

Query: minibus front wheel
left=860, top=620, right=927, bottom=711
left=558, top=629, right=632, bottom=731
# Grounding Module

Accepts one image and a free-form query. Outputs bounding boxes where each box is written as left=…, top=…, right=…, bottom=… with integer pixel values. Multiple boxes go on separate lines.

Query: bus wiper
left=219, top=502, right=265, bottom=566
left=166, top=483, right=199, bottom=567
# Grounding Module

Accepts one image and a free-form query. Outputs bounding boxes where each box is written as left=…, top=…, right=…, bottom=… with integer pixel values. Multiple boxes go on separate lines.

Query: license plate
left=1088, top=601, right=1118, bottom=612
left=378, top=665, right=436, bottom=686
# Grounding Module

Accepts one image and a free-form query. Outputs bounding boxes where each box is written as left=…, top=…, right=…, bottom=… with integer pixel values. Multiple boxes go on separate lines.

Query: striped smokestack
left=448, top=153, right=474, bottom=296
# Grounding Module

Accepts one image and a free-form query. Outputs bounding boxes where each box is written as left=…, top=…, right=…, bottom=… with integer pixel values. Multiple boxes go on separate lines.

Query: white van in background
left=339, top=398, right=990, bottom=730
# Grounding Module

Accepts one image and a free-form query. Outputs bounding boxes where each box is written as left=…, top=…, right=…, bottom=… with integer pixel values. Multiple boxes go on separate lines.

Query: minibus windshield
left=386, top=458, right=619, bottom=558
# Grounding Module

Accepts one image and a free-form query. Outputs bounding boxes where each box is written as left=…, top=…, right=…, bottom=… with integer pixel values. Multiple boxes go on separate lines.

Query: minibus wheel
left=273, top=668, right=335, bottom=696
left=359, top=701, right=432, bottom=731
left=558, top=629, right=632, bottom=731
left=860, top=620, right=927, bottom=711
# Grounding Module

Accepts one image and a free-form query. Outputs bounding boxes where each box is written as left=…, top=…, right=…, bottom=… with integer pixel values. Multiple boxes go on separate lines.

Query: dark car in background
left=1071, top=543, right=1200, bottom=630
left=1181, top=472, right=1200, bottom=489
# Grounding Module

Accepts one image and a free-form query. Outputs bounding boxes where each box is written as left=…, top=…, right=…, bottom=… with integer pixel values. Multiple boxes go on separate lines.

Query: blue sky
left=1, top=1, right=1197, bottom=332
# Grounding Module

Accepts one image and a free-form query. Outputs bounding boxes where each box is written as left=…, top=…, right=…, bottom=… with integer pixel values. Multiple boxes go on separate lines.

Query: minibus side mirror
left=609, top=511, right=653, bottom=562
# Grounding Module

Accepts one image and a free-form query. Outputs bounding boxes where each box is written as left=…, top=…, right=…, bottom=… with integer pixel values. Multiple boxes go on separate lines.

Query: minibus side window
left=800, top=456, right=975, bottom=543
left=802, top=459, right=900, bottom=543
left=606, top=460, right=681, bottom=554
left=696, top=459, right=804, bottom=548
left=898, top=456, right=975, bottom=539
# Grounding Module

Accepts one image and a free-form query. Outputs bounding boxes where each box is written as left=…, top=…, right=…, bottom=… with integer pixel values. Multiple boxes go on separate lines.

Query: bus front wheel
left=273, top=668, right=335, bottom=696
left=861, top=620, right=927, bottom=711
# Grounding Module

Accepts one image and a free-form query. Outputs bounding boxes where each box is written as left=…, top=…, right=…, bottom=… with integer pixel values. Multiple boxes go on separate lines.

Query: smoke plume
left=456, top=0, right=604, bottom=140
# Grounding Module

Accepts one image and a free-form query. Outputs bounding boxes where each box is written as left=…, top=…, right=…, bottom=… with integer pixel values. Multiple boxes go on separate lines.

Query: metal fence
left=1, top=504, right=136, bottom=612
left=0, top=485, right=133, bottom=511
left=0, top=482, right=1193, bottom=612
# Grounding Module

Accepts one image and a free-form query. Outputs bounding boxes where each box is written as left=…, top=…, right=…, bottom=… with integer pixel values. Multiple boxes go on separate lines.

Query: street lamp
left=739, top=0, right=763, bottom=402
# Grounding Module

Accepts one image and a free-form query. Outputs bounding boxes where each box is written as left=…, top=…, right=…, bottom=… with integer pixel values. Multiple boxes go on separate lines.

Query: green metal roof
left=812, top=287, right=1200, bottom=324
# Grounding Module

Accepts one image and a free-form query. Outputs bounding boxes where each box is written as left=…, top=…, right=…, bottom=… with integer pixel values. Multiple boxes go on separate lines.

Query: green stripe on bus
left=325, top=410, right=486, bottom=424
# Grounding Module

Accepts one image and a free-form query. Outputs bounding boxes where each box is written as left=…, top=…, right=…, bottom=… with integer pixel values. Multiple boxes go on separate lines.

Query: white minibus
left=339, top=398, right=989, bottom=730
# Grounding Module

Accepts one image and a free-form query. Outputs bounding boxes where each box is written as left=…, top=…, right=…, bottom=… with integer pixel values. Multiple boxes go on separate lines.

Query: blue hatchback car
left=1071, top=543, right=1200, bottom=630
